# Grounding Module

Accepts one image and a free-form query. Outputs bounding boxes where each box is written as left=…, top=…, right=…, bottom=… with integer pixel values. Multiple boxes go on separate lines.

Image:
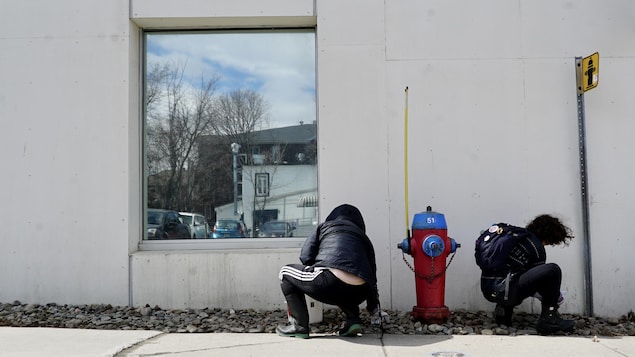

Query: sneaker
left=536, top=307, right=575, bottom=335
left=338, top=323, right=362, bottom=337
left=276, top=324, right=309, bottom=339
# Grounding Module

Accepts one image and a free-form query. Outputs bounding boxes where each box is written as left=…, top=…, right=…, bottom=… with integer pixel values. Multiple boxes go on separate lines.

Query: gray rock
left=139, top=307, right=152, bottom=317
left=494, top=327, right=509, bottom=335
left=576, top=319, right=587, bottom=329
left=516, top=329, right=538, bottom=335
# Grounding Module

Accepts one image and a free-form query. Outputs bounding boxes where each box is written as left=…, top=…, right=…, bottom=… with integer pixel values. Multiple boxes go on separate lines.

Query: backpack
left=474, top=223, right=530, bottom=274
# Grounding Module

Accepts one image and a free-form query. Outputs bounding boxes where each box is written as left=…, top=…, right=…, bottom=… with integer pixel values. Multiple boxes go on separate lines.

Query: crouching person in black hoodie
left=277, top=204, right=381, bottom=338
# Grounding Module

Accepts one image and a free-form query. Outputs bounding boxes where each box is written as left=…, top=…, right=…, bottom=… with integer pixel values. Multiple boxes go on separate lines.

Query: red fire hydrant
left=398, top=206, right=460, bottom=323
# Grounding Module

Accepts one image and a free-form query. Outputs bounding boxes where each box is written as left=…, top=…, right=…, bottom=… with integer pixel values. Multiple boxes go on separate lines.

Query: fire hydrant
left=397, top=206, right=460, bottom=324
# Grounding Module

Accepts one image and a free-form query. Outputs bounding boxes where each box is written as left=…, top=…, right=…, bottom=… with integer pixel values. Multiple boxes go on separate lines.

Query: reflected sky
left=146, top=29, right=316, bottom=128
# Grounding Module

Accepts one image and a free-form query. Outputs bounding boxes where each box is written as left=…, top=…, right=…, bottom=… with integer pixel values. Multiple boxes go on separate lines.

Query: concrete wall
left=131, top=249, right=300, bottom=309
left=1, top=0, right=634, bottom=318
left=1, top=0, right=133, bottom=306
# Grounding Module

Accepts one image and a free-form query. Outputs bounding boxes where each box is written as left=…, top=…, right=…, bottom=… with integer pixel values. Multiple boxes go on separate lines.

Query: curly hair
left=525, top=214, right=574, bottom=246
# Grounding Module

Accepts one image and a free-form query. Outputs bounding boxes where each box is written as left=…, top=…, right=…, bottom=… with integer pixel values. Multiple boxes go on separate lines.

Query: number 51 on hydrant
left=397, top=206, right=460, bottom=324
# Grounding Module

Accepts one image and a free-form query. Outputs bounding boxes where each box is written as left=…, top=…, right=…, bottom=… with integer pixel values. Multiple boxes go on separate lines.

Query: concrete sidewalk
left=2, top=327, right=634, bottom=357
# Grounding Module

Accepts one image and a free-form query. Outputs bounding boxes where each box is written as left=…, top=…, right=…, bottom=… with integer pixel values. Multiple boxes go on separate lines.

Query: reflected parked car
left=211, top=219, right=247, bottom=238
left=179, top=212, right=209, bottom=239
left=147, top=209, right=191, bottom=239
left=257, top=220, right=295, bottom=238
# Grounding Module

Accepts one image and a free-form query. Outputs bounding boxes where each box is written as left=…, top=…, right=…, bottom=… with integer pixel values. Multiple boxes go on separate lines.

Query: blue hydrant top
left=412, top=206, right=447, bottom=230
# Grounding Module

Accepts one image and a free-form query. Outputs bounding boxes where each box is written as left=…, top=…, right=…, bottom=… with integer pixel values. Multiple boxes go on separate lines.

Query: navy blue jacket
left=481, top=229, right=546, bottom=303
left=506, top=231, right=546, bottom=274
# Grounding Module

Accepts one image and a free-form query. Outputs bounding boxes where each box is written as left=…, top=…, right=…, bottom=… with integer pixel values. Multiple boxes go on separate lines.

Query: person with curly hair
left=478, top=214, right=575, bottom=334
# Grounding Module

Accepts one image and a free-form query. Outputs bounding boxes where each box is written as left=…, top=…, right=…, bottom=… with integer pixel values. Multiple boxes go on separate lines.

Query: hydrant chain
left=401, top=251, right=456, bottom=283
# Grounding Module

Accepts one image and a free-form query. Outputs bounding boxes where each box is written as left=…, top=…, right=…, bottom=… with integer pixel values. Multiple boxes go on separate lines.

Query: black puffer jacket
left=299, top=204, right=379, bottom=311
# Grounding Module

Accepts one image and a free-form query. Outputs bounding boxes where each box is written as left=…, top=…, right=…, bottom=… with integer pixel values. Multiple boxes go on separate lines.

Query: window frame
left=139, top=26, right=318, bottom=251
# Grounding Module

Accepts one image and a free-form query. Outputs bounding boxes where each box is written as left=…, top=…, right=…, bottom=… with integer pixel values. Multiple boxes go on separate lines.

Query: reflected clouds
left=146, top=30, right=316, bottom=128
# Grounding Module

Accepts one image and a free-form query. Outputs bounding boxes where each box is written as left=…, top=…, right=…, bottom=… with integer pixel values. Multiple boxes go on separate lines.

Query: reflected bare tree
left=212, top=89, right=269, bottom=161
left=145, top=62, right=219, bottom=211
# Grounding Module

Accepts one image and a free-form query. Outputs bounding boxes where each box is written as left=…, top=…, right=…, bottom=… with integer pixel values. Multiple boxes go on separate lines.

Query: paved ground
left=2, top=327, right=634, bottom=357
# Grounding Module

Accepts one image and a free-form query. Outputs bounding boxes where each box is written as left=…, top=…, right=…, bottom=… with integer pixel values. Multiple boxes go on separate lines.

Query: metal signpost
left=575, top=52, right=599, bottom=317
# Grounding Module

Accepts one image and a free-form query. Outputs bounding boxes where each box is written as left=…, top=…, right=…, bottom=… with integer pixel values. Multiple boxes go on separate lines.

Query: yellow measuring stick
left=404, top=86, right=410, bottom=237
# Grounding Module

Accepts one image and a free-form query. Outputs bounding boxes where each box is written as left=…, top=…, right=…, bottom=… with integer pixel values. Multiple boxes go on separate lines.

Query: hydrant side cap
left=412, top=211, right=447, bottom=230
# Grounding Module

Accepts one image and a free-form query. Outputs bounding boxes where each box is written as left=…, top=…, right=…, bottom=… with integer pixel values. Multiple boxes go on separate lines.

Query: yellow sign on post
left=580, top=52, right=599, bottom=93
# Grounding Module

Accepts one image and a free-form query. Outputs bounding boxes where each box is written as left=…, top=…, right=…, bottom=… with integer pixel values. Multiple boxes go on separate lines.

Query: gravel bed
left=1, top=301, right=634, bottom=337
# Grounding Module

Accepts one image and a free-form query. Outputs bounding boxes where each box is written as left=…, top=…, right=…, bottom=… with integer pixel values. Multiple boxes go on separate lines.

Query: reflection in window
left=143, top=29, right=317, bottom=240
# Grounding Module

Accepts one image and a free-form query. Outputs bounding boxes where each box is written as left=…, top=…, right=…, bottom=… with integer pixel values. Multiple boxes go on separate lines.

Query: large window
left=143, top=29, right=317, bottom=243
